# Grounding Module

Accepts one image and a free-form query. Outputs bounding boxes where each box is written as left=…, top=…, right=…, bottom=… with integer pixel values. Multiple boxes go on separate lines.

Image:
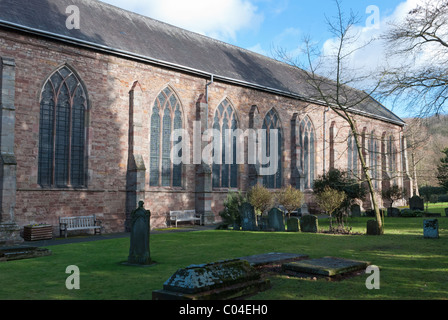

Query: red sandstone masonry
left=0, top=28, right=407, bottom=232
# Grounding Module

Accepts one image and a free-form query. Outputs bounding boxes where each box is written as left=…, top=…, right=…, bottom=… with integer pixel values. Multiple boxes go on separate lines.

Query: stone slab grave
left=238, top=252, right=309, bottom=267
left=152, top=259, right=271, bottom=300
left=282, top=257, right=370, bottom=278
left=0, top=245, right=52, bottom=262
left=267, top=208, right=285, bottom=231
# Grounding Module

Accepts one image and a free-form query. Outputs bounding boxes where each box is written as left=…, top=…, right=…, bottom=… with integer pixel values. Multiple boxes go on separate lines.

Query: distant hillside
left=404, top=115, right=448, bottom=191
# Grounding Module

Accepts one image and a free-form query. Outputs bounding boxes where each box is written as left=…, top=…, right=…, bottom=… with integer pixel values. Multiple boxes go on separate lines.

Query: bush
left=247, top=184, right=274, bottom=216
left=400, top=209, right=424, bottom=217
left=219, top=191, right=247, bottom=228
left=275, top=185, right=304, bottom=218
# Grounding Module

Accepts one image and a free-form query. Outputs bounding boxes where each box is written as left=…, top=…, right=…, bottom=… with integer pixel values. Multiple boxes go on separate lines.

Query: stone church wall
left=0, top=28, right=410, bottom=233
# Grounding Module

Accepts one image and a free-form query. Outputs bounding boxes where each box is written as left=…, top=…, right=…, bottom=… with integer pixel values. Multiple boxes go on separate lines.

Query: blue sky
left=100, top=0, right=422, bottom=117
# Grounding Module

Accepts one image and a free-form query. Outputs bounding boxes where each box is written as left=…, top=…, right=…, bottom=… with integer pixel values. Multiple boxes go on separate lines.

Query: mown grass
left=0, top=216, right=447, bottom=300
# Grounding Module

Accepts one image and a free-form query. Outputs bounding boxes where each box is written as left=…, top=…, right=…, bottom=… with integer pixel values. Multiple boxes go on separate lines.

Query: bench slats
left=169, top=210, right=201, bottom=227
left=59, top=215, right=102, bottom=238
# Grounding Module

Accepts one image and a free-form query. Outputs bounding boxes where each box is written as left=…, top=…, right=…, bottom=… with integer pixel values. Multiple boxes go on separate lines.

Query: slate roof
left=0, top=0, right=405, bottom=125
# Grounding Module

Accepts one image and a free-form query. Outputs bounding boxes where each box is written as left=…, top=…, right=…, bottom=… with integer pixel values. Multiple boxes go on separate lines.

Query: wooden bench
left=169, top=210, right=201, bottom=227
left=59, top=215, right=103, bottom=238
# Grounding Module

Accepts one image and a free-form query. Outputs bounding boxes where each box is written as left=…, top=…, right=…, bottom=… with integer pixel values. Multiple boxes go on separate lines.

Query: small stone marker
left=351, top=204, right=361, bottom=217
left=268, top=207, right=285, bottom=231
left=127, top=201, right=152, bottom=266
left=445, top=208, right=448, bottom=217
left=241, top=202, right=257, bottom=231
left=300, top=214, right=318, bottom=233
left=282, top=256, right=370, bottom=277
left=423, top=219, right=439, bottom=239
left=152, top=259, right=271, bottom=300
left=410, top=196, right=424, bottom=211
left=286, top=217, right=300, bottom=232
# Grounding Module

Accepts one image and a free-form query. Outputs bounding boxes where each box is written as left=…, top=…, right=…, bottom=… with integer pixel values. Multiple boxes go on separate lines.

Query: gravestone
left=127, top=201, right=152, bottom=265
left=387, top=207, right=401, bottom=217
left=350, top=204, right=361, bottom=217
left=410, top=196, right=424, bottom=211
left=286, top=217, right=300, bottom=232
left=301, top=203, right=309, bottom=216
left=445, top=208, right=448, bottom=217
left=241, top=202, right=257, bottom=231
left=366, top=220, right=380, bottom=235
left=152, top=259, right=271, bottom=300
left=423, top=219, right=439, bottom=239
left=268, top=208, right=285, bottom=231
left=300, top=215, right=318, bottom=233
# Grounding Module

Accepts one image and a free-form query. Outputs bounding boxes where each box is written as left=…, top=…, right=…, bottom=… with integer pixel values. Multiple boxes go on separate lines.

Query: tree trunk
left=347, top=115, right=384, bottom=235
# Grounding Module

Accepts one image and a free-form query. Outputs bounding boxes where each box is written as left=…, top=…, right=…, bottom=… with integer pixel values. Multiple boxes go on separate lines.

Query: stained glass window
left=149, top=87, right=183, bottom=187
left=297, top=116, right=315, bottom=190
left=262, top=109, right=282, bottom=189
left=38, top=65, right=87, bottom=188
left=348, top=131, right=359, bottom=178
left=212, top=100, right=238, bottom=189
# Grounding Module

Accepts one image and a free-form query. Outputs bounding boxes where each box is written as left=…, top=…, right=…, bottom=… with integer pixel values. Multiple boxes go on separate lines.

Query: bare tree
left=381, top=0, right=448, bottom=117
left=277, top=0, right=386, bottom=234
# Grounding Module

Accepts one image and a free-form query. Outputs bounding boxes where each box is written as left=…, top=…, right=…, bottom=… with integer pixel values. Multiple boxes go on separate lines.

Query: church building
left=0, top=0, right=412, bottom=236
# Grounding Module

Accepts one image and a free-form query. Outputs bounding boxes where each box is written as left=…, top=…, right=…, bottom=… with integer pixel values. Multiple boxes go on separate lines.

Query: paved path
left=30, top=225, right=217, bottom=247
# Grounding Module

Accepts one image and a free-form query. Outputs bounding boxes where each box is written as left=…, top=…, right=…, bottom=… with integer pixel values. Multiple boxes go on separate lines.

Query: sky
left=99, top=0, right=431, bottom=118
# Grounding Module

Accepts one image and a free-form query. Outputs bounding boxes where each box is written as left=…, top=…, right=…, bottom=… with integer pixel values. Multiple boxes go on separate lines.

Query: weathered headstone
left=286, top=217, right=300, bottom=232
left=350, top=204, right=361, bottom=217
left=300, top=215, right=318, bottom=233
left=387, top=207, right=401, bottom=217
left=268, top=208, right=285, bottom=231
left=127, top=201, right=152, bottom=265
left=410, top=196, right=424, bottom=211
left=366, top=220, right=380, bottom=235
left=423, top=219, right=439, bottom=239
left=241, top=202, right=257, bottom=231
left=445, top=208, right=448, bottom=217
left=301, top=203, right=309, bottom=216
left=152, top=259, right=271, bottom=300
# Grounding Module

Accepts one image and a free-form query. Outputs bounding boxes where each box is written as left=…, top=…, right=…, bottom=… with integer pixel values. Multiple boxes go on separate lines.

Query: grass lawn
left=0, top=216, right=447, bottom=300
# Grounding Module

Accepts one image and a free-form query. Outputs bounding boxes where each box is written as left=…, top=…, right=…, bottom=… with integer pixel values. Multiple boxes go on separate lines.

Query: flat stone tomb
left=238, top=252, right=309, bottom=267
left=152, top=259, right=271, bottom=300
left=282, top=257, right=370, bottom=277
left=0, top=245, right=52, bottom=262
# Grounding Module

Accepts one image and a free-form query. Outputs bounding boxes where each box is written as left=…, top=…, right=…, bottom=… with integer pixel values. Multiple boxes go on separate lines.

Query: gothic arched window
left=150, top=87, right=183, bottom=187
left=262, top=109, right=282, bottom=189
left=212, top=100, right=238, bottom=189
left=347, top=131, right=359, bottom=178
left=38, top=65, right=88, bottom=188
left=369, top=131, right=379, bottom=188
left=298, top=116, right=315, bottom=190
left=388, top=135, right=397, bottom=182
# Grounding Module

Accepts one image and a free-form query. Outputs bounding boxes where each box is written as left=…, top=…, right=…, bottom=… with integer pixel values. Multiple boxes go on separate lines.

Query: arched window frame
left=369, top=131, right=379, bottom=189
left=262, top=108, right=283, bottom=189
left=212, top=99, right=239, bottom=189
left=347, top=130, right=359, bottom=178
left=297, top=115, right=315, bottom=191
left=149, top=86, right=183, bottom=188
left=38, top=64, right=88, bottom=188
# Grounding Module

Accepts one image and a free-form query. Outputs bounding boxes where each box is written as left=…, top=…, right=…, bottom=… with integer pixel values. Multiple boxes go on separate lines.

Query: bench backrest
left=169, top=210, right=197, bottom=220
left=60, top=215, right=96, bottom=228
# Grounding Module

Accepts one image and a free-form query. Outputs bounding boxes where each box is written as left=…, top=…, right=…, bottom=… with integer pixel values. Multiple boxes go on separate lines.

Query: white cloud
left=101, top=0, right=263, bottom=41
